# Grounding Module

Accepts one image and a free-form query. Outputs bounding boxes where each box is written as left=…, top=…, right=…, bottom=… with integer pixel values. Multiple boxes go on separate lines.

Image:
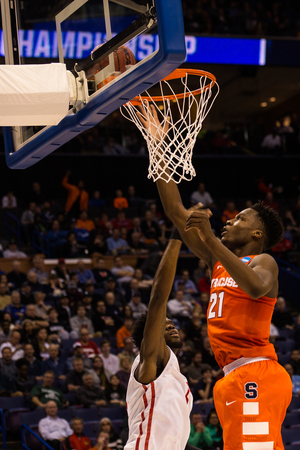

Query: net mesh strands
left=121, top=69, right=219, bottom=184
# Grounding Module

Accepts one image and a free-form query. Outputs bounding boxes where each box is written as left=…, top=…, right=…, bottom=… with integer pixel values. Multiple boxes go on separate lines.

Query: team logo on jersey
left=241, top=257, right=251, bottom=264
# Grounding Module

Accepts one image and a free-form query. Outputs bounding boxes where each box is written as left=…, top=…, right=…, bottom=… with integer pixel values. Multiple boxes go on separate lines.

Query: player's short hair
left=131, top=313, right=148, bottom=350
left=250, top=201, right=284, bottom=251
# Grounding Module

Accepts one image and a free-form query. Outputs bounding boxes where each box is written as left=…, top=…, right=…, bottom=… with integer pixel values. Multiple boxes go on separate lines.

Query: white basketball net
left=121, top=71, right=219, bottom=184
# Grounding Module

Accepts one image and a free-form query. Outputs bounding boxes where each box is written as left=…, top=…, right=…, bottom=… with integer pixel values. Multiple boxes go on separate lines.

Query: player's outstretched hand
left=185, top=208, right=213, bottom=242
left=137, top=103, right=169, bottom=141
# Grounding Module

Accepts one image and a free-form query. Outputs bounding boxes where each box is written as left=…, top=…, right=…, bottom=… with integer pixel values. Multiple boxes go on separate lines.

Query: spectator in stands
left=20, top=281, right=34, bottom=305
left=118, top=337, right=137, bottom=363
left=26, top=271, right=43, bottom=293
left=198, top=268, right=211, bottom=294
left=13, top=358, right=35, bottom=395
left=0, top=320, right=13, bottom=344
left=62, top=170, right=89, bottom=216
left=198, top=292, right=209, bottom=315
left=194, top=367, right=215, bottom=404
left=107, top=228, right=129, bottom=256
left=66, top=343, right=92, bottom=371
left=126, top=185, right=146, bottom=212
left=66, top=280, right=83, bottom=309
left=28, top=256, right=48, bottom=283
left=116, top=317, right=133, bottom=349
left=0, top=346, right=18, bottom=378
left=100, top=340, right=119, bottom=375
left=42, top=344, right=67, bottom=381
left=53, top=258, right=70, bottom=282
left=34, top=291, right=50, bottom=319
left=3, top=239, right=27, bottom=258
left=92, top=257, right=113, bottom=288
left=88, top=355, right=110, bottom=389
left=5, top=290, right=25, bottom=323
left=289, top=349, right=300, bottom=375
left=24, top=343, right=43, bottom=380
left=128, top=293, right=147, bottom=320
left=22, top=304, right=49, bottom=329
left=47, top=220, right=68, bottom=258
left=113, top=188, right=128, bottom=209
left=74, top=260, right=96, bottom=286
left=29, top=181, right=44, bottom=206
left=38, top=400, right=73, bottom=450
left=31, top=371, right=69, bottom=409
left=21, top=201, right=36, bottom=245
left=261, top=128, right=282, bottom=154
left=105, top=374, right=126, bottom=407
left=272, top=296, right=294, bottom=330
left=174, top=269, right=198, bottom=295
left=104, top=277, right=124, bottom=308
left=221, top=200, right=239, bottom=224
left=105, top=292, right=123, bottom=320
left=66, top=357, right=87, bottom=392
left=168, top=290, right=194, bottom=321
left=284, top=363, right=300, bottom=396
left=68, top=417, right=92, bottom=450
left=7, top=260, right=27, bottom=289
left=0, top=282, right=11, bottom=309
left=91, top=431, right=111, bottom=450
left=35, top=327, right=50, bottom=360
left=190, top=183, right=214, bottom=208
left=111, top=210, right=133, bottom=231
left=187, top=412, right=213, bottom=449
left=21, top=320, right=36, bottom=346
left=89, top=190, right=106, bottom=209
left=205, top=409, right=223, bottom=449
left=76, top=373, right=107, bottom=408
left=0, top=329, right=24, bottom=360
left=263, top=192, right=279, bottom=212
left=186, top=351, right=205, bottom=387
left=76, top=327, right=100, bottom=358
left=116, top=355, right=132, bottom=389
left=110, top=256, right=134, bottom=286
left=2, top=191, right=17, bottom=209
left=99, top=417, right=123, bottom=450
left=48, top=307, right=76, bottom=340
left=89, top=231, right=108, bottom=255
left=140, top=210, right=160, bottom=249
left=77, top=210, right=95, bottom=233
left=70, top=306, right=94, bottom=337
left=85, top=280, right=102, bottom=304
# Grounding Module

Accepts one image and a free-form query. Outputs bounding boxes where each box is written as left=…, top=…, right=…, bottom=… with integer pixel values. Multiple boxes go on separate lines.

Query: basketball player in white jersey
left=125, top=234, right=200, bottom=450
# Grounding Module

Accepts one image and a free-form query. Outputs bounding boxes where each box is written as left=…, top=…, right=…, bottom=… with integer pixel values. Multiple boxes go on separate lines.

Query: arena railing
left=0, top=408, right=7, bottom=450
left=21, top=424, right=54, bottom=450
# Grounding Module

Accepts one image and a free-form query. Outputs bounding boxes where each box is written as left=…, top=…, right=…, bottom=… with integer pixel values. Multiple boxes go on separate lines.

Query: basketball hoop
left=121, top=68, right=219, bottom=184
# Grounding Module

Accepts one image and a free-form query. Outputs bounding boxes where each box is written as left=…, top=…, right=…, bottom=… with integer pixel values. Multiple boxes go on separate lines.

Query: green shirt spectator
left=188, top=412, right=213, bottom=449
left=30, top=371, right=68, bottom=409
left=205, top=409, right=223, bottom=448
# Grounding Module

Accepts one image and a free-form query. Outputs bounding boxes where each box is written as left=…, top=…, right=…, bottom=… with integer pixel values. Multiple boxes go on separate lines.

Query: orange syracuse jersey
left=208, top=255, right=277, bottom=369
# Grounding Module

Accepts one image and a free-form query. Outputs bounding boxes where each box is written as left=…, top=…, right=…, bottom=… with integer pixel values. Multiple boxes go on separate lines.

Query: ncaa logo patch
left=241, top=256, right=251, bottom=263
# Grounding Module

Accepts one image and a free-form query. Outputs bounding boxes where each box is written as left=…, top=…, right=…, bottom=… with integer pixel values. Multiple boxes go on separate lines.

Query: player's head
left=221, top=200, right=283, bottom=252
left=132, top=313, right=182, bottom=350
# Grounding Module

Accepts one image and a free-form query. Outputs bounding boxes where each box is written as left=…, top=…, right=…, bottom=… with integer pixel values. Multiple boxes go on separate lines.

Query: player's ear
left=252, top=229, right=263, bottom=240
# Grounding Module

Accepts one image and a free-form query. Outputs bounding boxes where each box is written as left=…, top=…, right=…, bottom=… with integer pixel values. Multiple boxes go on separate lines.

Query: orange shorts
left=213, top=359, right=292, bottom=450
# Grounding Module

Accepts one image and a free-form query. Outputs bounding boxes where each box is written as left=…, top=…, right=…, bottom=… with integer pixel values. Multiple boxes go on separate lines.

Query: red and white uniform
left=125, top=347, right=192, bottom=450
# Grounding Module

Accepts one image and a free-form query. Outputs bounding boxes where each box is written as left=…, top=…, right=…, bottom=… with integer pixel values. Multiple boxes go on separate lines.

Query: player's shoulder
left=249, top=253, right=278, bottom=272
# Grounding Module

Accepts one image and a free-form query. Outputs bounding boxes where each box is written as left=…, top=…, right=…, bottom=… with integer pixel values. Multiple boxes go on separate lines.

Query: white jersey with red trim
left=125, top=347, right=192, bottom=450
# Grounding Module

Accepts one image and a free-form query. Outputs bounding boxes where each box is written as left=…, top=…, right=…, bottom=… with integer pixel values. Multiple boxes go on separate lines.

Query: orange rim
left=129, top=68, right=216, bottom=106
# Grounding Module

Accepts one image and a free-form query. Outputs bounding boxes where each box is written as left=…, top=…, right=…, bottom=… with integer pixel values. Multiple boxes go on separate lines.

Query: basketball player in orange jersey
left=137, top=105, right=293, bottom=450
left=125, top=234, right=201, bottom=450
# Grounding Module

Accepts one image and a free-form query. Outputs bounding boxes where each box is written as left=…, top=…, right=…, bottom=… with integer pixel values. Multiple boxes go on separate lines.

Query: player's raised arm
left=135, top=237, right=181, bottom=384
left=137, top=104, right=214, bottom=266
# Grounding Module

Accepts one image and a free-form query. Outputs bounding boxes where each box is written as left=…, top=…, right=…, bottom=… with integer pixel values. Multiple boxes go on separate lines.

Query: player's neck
left=230, top=242, right=263, bottom=257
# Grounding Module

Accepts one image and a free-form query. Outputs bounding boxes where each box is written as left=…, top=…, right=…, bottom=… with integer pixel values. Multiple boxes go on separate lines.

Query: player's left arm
left=185, top=212, right=278, bottom=299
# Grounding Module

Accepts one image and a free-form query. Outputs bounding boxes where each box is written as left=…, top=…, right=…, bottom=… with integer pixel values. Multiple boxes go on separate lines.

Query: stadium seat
left=61, top=339, right=77, bottom=349
left=57, top=408, right=73, bottom=422
left=282, top=427, right=300, bottom=445
left=65, top=392, right=81, bottom=405
left=191, top=403, right=203, bottom=415
left=288, top=397, right=300, bottom=412
left=0, top=396, right=30, bottom=431
left=276, top=340, right=296, bottom=353
left=111, top=419, right=123, bottom=434
left=201, top=402, right=215, bottom=416
left=285, top=444, right=300, bottom=450
left=278, top=352, right=292, bottom=365
left=283, top=412, right=300, bottom=427
left=278, top=329, right=292, bottom=340
left=19, top=410, right=46, bottom=426
left=83, top=421, right=98, bottom=438
left=72, top=406, right=99, bottom=422
left=99, top=406, right=126, bottom=421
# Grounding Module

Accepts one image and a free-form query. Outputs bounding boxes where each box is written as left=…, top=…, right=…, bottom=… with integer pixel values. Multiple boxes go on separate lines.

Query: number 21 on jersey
left=208, top=291, right=224, bottom=319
